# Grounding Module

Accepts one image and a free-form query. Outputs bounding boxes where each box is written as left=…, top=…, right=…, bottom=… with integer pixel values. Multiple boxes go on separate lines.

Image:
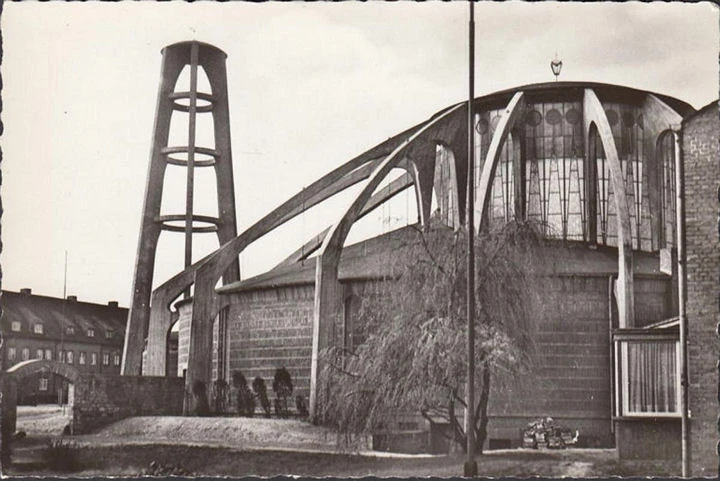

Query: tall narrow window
left=657, top=131, right=676, bottom=248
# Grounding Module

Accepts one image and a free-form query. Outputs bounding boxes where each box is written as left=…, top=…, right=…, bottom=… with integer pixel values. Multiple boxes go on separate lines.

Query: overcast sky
left=2, top=2, right=718, bottom=307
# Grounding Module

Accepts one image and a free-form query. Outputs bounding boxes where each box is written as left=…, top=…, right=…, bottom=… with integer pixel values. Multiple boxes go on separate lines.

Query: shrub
left=272, top=367, right=293, bottom=417
left=213, top=378, right=229, bottom=414
left=192, top=381, right=210, bottom=417
left=252, top=377, right=271, bottom=417
left=142, top=460, right=195, bottom=476
left=46, top=438, right=80, bottom=472
left=295, top=395, right=309, bottom=417
left=232, top=371, right=255, bottom=417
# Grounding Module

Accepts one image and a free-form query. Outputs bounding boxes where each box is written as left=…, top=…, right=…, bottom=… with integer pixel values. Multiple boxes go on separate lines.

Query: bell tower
left=122, top=41, right=240, bottom=376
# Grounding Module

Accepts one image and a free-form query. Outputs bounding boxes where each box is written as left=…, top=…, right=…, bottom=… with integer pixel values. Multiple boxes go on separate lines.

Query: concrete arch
left=169, top=109, right=450, bottom=408
left=3, top=360, right=81, bottom=436
left=583, top=88, right=634, bottom=328
left=6, top=359, right=81, bottom=384
left=475, top=91, right=526, bottom=233
left=309, top=102, right=465, bottom=417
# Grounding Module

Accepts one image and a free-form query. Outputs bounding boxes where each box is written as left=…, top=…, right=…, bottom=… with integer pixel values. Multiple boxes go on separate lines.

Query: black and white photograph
left=0, top=1, right=718, bottom=477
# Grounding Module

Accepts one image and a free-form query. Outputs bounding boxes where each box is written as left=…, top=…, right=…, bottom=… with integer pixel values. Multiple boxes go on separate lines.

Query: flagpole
left=60, top=250, right=67, bottom=408
left=464, top=0, right=478, bottom=476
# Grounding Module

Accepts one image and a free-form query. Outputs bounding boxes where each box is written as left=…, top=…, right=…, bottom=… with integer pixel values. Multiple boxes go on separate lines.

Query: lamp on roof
left=551, top=53, right=563, bottom=82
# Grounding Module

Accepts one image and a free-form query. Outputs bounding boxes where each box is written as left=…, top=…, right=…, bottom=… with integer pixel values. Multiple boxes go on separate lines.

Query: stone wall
left=72, top=374, right=184, bottom=433
left=683, top=102, right=719, bottom=476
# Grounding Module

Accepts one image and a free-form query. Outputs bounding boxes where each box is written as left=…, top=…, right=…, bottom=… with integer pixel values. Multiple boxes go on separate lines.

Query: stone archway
left=2, top=360, right=82, bottom=436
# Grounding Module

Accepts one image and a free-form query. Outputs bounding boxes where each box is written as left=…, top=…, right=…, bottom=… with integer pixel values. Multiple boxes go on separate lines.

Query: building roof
left=465, top=81, right=695, bottom=117
left=1, top=290, right=127, bottom=346
left=682, top=99, right=719, bottom=125
left=218, top=225, right=667, bottom=295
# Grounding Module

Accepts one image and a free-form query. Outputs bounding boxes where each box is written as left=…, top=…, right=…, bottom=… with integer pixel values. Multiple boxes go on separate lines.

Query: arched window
left=657, top=131, right=676, bottom=248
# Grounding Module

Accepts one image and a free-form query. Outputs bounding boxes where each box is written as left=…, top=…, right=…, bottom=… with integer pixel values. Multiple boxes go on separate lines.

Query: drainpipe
left=673, top=125, right=690, bottom=477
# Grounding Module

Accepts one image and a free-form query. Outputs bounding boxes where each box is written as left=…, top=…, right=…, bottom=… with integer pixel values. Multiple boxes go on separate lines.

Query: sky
left=2, top=2, right=718, bottom=307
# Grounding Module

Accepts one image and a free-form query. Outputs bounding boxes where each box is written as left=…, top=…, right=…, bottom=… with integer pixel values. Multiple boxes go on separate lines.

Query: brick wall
left=227, top=285, right=315, bottom=406
left=683, top=102, right=719, bottom=476
left=345, top=272, right=669, bottom=449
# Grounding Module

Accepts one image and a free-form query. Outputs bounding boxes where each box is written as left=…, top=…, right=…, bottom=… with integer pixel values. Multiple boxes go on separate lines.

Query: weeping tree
left=315, top=220, right=548, bottom=453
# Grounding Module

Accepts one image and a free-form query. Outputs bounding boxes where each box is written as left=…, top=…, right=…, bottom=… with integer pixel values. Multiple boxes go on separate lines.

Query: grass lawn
left=7, top=408, right=681, bottom=477
left=7, top=441, right=680, bottom=478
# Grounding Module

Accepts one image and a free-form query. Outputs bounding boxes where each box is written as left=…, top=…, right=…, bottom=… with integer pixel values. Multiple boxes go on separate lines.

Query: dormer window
left=87, top=329, right=95, bottom=338
left=105, top=330, right=113, bottom=339
left=11, top=321, right=21, bottom=332
left=66, top=326, right=75, bottom=335
left=33, top=323, right=44, bottom=334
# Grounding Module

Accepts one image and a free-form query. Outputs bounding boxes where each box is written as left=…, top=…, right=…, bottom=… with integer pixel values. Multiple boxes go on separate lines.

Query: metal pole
left=673, top=127, right=690, bottom=477
left=464, top=1, right=478, bottom=476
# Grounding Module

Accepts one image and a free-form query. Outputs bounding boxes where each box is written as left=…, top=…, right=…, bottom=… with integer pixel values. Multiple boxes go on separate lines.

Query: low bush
left=252, top=377, right=271, bottom=417
left=192, top=381, right=211, bottom=417
left=232, top=371, right=255, bottom=417
left=141, top=460, right=195, bottom=476
left=272, top=367, right=293, bottom=418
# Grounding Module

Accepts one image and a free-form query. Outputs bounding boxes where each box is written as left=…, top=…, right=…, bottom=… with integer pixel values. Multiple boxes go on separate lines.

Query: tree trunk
left=448, top=395, right=467, bottom=453
left=474, top=362, right=491, bottom=454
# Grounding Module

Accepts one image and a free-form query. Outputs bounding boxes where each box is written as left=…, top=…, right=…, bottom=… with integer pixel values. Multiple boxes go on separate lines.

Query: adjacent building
left=1, top=289, right=127, bottom=404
